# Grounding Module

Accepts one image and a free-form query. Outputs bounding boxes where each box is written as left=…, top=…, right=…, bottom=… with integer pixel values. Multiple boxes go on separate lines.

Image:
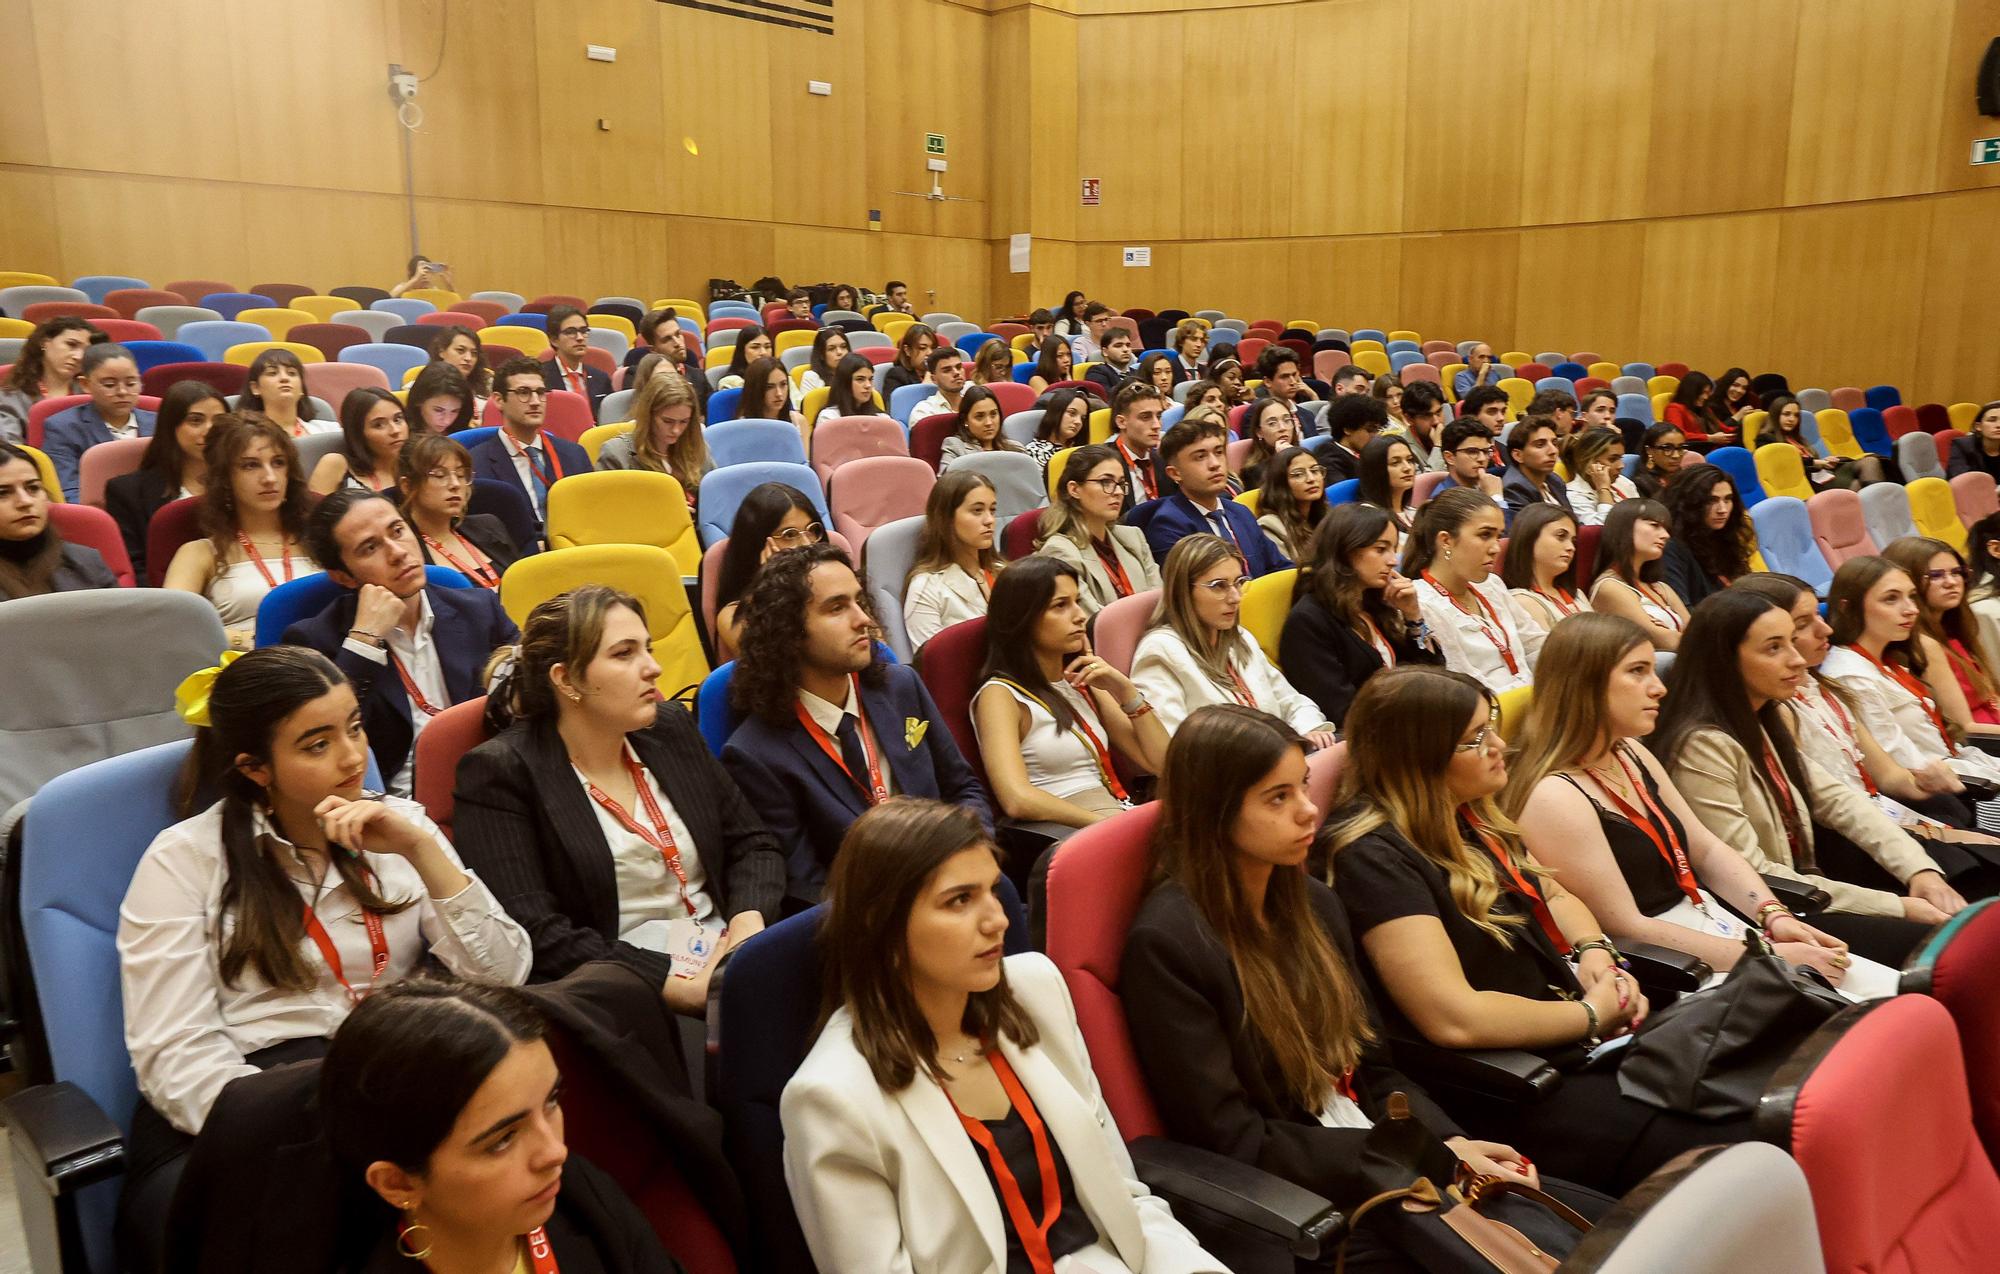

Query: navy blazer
left=43, top=402, right=157, bottom=501
left=1084, top=361, right=1134, bottom=396
left=1501, top=464, right=1573, bottom=526
left=541, top=358, right=613, bottom=413
left=720, top=662, right=993, bottom=909
left=281, top=583, right=519, bottom=785
left=1141, top=492, right=1292, bottom=576
left=467, top=430, right=593, bottom=522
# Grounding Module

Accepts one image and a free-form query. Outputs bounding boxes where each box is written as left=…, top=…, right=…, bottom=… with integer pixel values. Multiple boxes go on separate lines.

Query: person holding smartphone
left=391, top=255, right=455, bottom=296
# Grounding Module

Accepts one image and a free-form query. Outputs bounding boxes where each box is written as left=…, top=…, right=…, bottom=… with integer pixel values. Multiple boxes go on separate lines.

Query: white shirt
left=106, top=414, right=139, bottom=441
left=1790, top=678, right=1934, bottom=828
left=571, top=741, right=719, bottom=952
left=975, top=679, right=1115, bottom=803
left=1129, top=626, right=1329, bottom=736
left=1563, top=473, right=1640, bottom=526
left=1820, top=646, right=2000, bottom=784
left=904, top=564, right=990, bottom=650
left=341, top=593, right=446, bottom=797
left=1506, top=585, right=1591, bottom=651
left=501, top=428, right=553, bottom=513
left=550, top=356, right=590, bottom=396
left=117, top=796, right=531, bottom=1134
left=1414, top=572, right=1539, bottom=693
left=908, top=391, right=957, bottom=425
left=797, top=678, right=896, bottom=797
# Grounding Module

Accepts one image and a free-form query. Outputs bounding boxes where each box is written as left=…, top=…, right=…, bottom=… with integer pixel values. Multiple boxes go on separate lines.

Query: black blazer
left=453, top=710, right=787, bottom=985
left=417, top=512, right=521, bottom=579
left=1316, top=438, right=1363, bottom=484
left=1501, top=465, right=1573, bottom=525
left=468, top=431, right=594, bottom=525
left=1120, top=880, right=1462, bottom=1210
left=1084, top=361, right=1132, bottom=395
left=1659, top=538, right=1720, bottom=610
left=281, top=583, right=519, bottom=787
left=1948, top=432, right=2000, bottom=482
left=104, top=465, right=177, bottom=580
left=542, top=358, right=613, bottom=413
left=1278, top=592, right=1443, bottom=728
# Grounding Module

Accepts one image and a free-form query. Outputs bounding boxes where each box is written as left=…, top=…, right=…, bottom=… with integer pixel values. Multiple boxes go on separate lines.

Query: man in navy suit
left=1141, top=416, right=1293, bottom=575
left=469, top=355, right=592, bottom=534
left=285, top=490, right=519, bottom=796
left=721, top=543, right=991, bottom=910
left=538, top=305, right=612, bottom=413
left=1501, top=412, right=1574, bottom=527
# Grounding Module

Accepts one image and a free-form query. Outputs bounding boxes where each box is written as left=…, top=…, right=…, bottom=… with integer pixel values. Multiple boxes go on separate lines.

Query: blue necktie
left=525, top=443, right=550, bottom=516
left=1207, top=509, right=1238, bottom=550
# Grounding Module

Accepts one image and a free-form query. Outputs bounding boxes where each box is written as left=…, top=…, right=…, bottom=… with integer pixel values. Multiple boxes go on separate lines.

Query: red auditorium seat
left=1901, top=900, right=2000, bottom=1161
left=24, top=302, right=117, bottom=323
left=47, top=503, right=134, bottom=586
left=412, top=695, right=490, bottom=838
left=914, top=616, right=991, bottom=786
left=1000, top=507, right=1041, bottom=560
left=1807, top=489, right=1878, bottom=567
left=104, top=288, right=188, bottom=319
left=142, top=362, right=247, bottom=398
left=909, top=413, right=957, bottom=471
left=145, top=495, right=203, bottom=587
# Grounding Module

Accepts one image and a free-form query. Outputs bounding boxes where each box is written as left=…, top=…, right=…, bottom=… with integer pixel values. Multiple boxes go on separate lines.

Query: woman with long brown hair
left=1280, top=502, right=1442, bottom=727
left=782, top=798, right=1221, bottom=1273
left=106, top=379, right=226, bottom=579
left=1882, top=535, right=2000, bottom=734
left=903, top=469, right=1003, bottom=650
left=395, top=432, right=517, bottom=590
left=0, top=315, right=96, bottom=443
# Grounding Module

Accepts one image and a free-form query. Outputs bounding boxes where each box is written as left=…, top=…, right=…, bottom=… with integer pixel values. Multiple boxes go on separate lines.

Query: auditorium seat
left=1561, top=1144, right=1822, bottom=1274
left=105, top=289, right=187, bottom=320
left=1754, top=444, right=1814, bottom=502
left=812, top=415, right=907, bottom=486
left=177, top=320, right=271, bottom=362
left=144, top=495, right=203, bottom=587
left=1704, top=446, right=1765, bottom=507
left=46, top=504, right=133, bottom=586
left=253, top=566, right=468, bottom=648
left=828, top=455, right=934, bottom=554
left=1807, top=489, right=1878, bottom=566
left=195, top=292, right=275, bottom=321
left=141, top=360, right=246, bottom=398
left=501, top=543, right=708, bottom=698
left=909, top=412, right=957, bottom=471
left=86, top=319, right=161, bottom=344
left=1907, top=476, right=1969, bottom=553
left=1238, top=568, right=1297, bottom=663
left=949, top=450, right=1045, bottom=522
left=339, top=341, right=427, bottom=384
left=247, top=282, right=316, bottom=308
left=70, top=275, right=149, bottom=305
left=1814, top=409, right=1863, bottom=459
left=0, top=284, right=88, bottom=316
left=132, top=304, right=222, bottom=340
left=705, top=419, right=807, bottom=468
left=221, top=339, right=323, bottom=368
left=1091, top=589, right=1160, bottom=676
left=164, top=279, right=236, bottom=305
left=230, top=307, right=313, bottom=340
left=1897, top=431, right=1945, bottom=483
left=1952, top=472, right=2000, bottom=526
left=546, top=470, right=701, bottom=575
left=1846, top=407, right=1894, bottom=458
left=1750, top=497, right=1834, bottom=596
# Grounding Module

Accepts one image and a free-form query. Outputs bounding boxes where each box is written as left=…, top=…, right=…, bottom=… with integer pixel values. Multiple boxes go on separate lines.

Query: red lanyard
left=1761, top=740, right=1809, bottom=867
left=1536, top=585, right=1581, bottom=617
left=1224, top=659, right=1258, bottom=708
left=422, top=531, right=498, bottom=589
left=387, top=652, right=442, bottom=718
left=1847, top=644, right=1956, bottom=754
left=946, top=1050, right=1063, bottom=1274
left=1632, top=579, right=1684, bottom=631
left=1589, top=748, right=1702, bottom=907
left=1362, top=615, right=1397, bottom=667
left=1422, top=573, right=1519, bottom=674
left=525, top=1226, right=560, bottom=1273
left=1465, top=813, right=1570, bottom=954
left=998, top=677, right=1130, bottom=804
left=581, top=749, right=697, bottom=915
left=793, top=674, right=889, bottom=805
left=302, top=889, right=389, bottom=1003
left=236, top=532, right=295, bottom=589
left=1115, top=438, right=1156, bottom=500
left=1948, top=639, right=2000, bottom=712
left=1802, top=684, right=1878, bottom=795
left=1092, top=539, right=1133, bottom=598
left=504, top=430, right=566, bottom=487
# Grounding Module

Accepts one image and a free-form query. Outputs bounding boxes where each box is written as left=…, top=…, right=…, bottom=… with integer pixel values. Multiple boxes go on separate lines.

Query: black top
left=417, top=511, right=521, bottom=579
left=879, top=361, right=923, bottom=400
left=1948, top=432, right=2000, bottom=483
left=971, top=1105, right=1099, bottom=1272
left=1556, top=751, right=1689, bottom=918
left=1317, top=439, right=1362, bottom=484
left=103, top=465, right=176, bottom=580
left=1660, top=538, right=1720, bottom=609
left=1278, top=592, right=1444, bottom=727
left=1120, top=879, right=1462, bottom=1210
left=1333, top=819, right=1582, bottom=1063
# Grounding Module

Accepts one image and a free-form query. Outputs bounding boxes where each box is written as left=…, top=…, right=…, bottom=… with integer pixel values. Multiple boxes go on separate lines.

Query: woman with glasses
left=1882, top=537, right=2000, bottom=735
left=1631, top=424, right=1685, bottom=500
left=1589, top=500, right=1690, bottom=652
left=1032, top=443, right=1160, bottom=616
left=1255, top=445, right=1327, bottom=563
left=396, top=433, right=516, bottom=590
left=712, top=482, right=824, bottom=661
left=1130, top=534, right=1336, bottom=743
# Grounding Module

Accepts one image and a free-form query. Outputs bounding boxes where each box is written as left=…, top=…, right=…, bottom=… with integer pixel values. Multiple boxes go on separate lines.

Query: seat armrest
left=1762, top=874, right=1830, bottom=916
left=1622, top=940, right=1712, bottom=994
left=1389, top=1036, right=1561, bottom=1102
left=0, top=1082, right=125, bottom=1192
left=1128, top=1136, right=1342, bottom=1259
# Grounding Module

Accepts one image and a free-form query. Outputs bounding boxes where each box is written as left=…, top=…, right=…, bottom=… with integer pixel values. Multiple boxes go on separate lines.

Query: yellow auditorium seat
left=1244, top=378, right=1264, bottom=395
left=1495, top=685, right=1532, bottom=739
left=0, top=317, right=34, bottom=338
left=705, top=346, right=735, bottom=369
left=19, top=444, right=62, bottom=502
left=1292, top=319, right=1323, bottom=334
left=1754, top=444, right=1814, bottom=501
left=402, top=288, right=461, bottom=308
left=1075, top=362, right=1102, bottom=382
left=1046, top=447, right=1078, bottom=503
left=872, top=311, right=905, bottom=333
left=480, top=326, right=550, bottom=355
left=1011, top=333, right=1037, bottom=356
left=1440, top=364, right=1467, bottom=402
left=1652, top=392, right=1672, bottom=419
left=544, top=469, right=702, bottom=575
left=233, top=308, right=315, bottom=339
left=1749, top=550, right=1768, bottom=573
left=1815, top=409, right=1863, bottom=459
left=1387, top=330, right=1421, bottom=344
left=800, top=386, right=831, bottom=425
left=1908, top=477, right=1969, bottom=553
left=1500, top=351, right=1532, bottom=366
left=1740, top=410, right=1769, bottom=447
left=1349, top=339, right=1386, bottom=356
left=1950, top=402, right=1980, bottom=432
left=499, top=544, right=709, bottom=698
left=774, top=329, right=814, bottom=355
left=223, top=340, right=324, bottom=367
left=1499, top=377, right=1534, bottom=418
left=1239, top=569, right=1297, bottom=663
left=291, top=295, right=353, bottom=324
left=1353, top=350, right=1391, bottom=377
left=580, top=422, right=634, bottom=462
left=1236, top=487, right=1261, bottom=515
left=1088, top=406, right=1113, bottom=444
left=651, top=299, right=705, bottom=318
left=1648, top=375, right=1680, bottom=398
left=1588, top=362, right=1620, bottom=381
left=402, top=366, right=424, bottom=387
left=0, top=271, right=57, bottom=288
left=790, top=364, right=810, bottom=390
left=588, top=313, right=636, bottom=341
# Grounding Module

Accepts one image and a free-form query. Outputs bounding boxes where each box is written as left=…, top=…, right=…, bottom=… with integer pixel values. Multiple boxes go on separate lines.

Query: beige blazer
left=781, top=953, right=1223, bottom=1274
left=1668, top=726, right=1941, bottom=918
left=1037, top=525, right=1162, bottom=616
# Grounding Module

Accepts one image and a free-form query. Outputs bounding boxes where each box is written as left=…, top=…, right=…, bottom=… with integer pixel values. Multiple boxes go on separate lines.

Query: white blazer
left=781, top=953, right=1223, bottom=1274
left=905, top=564, right=991, bottom=650
left=1129, top=626, right=1330, bottom=736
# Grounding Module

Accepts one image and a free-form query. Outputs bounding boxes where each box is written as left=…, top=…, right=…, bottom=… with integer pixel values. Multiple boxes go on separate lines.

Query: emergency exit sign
left=924, top=133, right=946, bottom=156
left=1973, top=137, right=2000, bottom=165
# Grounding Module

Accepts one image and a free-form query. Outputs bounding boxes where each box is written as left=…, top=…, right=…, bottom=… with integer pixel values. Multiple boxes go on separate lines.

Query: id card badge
left=664, top=917, right=717, bottom=980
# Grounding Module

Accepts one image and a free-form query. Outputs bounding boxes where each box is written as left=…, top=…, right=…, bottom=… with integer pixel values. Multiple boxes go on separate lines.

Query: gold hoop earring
left=397, top=1207, right=433, bottom=1260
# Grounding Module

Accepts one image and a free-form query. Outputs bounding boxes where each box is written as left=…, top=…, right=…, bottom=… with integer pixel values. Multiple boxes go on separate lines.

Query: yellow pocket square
left=905, top=717, right=928, bottom=749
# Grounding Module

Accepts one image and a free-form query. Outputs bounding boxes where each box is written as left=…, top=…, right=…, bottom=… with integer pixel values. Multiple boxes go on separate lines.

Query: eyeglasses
left=1649, top=443, right=1686, bottom=455
left=1193, top=575, right=1253, bottom=597
left=766, top=522, right=825, bottom=549
left=1453, top=446, right=1493, bottom=461
left=1454, top=709, right=1504, bottom=753
left=1075, top=476, right=1126, bottom=494
left=424, top=468, right=471, bottom=486
left=505, top=387, right=549, bottom=400
left=1926, top=567, right=1967, bottom=583
left=555, top=326, right=590, bottom=338
left=1290, top=463, right=1327, bottom=480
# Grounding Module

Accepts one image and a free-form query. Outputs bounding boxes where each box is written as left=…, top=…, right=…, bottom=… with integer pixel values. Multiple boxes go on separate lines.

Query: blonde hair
left=630, top=369, right=710, bottom=494
left=1151, top=534, right=1251, bottom=691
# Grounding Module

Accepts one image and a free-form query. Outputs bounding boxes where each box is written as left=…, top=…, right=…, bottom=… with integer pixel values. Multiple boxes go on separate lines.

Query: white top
left=1414, top=573, right=1538, bottom=693
left=498, top=430, right=556, bottom=515
left=117, top=796, right=531, bottom=1134
left=975, top=679, right=1117, bottom=803
left=1820, top=645, right=2000, bottom=784
left=1507, top=586, right=1592, bottom=650
left=1129, top=627, right=1328, bottom=736
left=291, top=417, right=341, bottom=437
left=908, top=391, right=955, bottom=425
left=903, top=564, right=990, bottom=650
left=797, top=679, right=895, bottom=797
left=571, top=741, right=719, bottom=952
left=208, top=553, right=323, bottom=629
left=1562, top=474, right=1639, bottom=526
left=796, top=369, right=827, bottom=398
left=1790, top=677, right=1933, bottom=828
left=341, top=593, right=445, bottom=797
left=1593, top=576, right=1683, bottom=634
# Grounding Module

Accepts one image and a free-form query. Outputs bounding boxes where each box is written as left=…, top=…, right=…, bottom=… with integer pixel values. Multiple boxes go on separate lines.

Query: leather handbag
left=1333, top=1094, right=1592, bottom=1274
left=1615, top=928, right=1848, bottom=1119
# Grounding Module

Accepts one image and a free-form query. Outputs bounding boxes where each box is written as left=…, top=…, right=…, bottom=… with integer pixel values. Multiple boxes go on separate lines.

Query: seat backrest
left=1907, top=476, right=1969, bottom=553
left=46, top=502, right=133, bottom=585
left=1704, top=445, right=1765, bottom=506
left=1952, top=471, right=2000, bottom=525
left=812, top=415, right=908, bottom=483
left=1564, top=1143, right=1821, bottom=1274
left=1901, top=898, right=2000, bottom=1160
left=413, top=695, right=491, bottom=839
left=144, top=494, right=204, bottom=586
left=501, top=545, right=709, bottom=696
left=909, top=412, right=957, bottom=471
left=596, top=387, right=635, bottom=426
left=77, top=436, right=150, bottom=508
left=1749, top=497, right=1834, bottom=596
left=177, top=319, right=271, bottom=361
left=1236, top=567, right=1297, bottom=662
left=696, top=462, right=828, bottom=548
left=1093, top=590, right=1161, bottom=675
left=913, top=616, right=989, bottom=778
left=861, top=514, right=924, bottom=661
left=1807, top=489, right=1877, bottom=565
left=1858, top=481, right=1917, bottom=549
left=1616, top=392, right=1654, bottom=426
left=1753, top=443, right=1813, bottom=502
left=828, top=455, right=935, bottom=553
left=301, top=359, right=391, bottom=404
left=888, top=381, right=933, bottom=424
left=142, top=360, right=246, bottom=399
left=546, top=469, right=696, bottom=565
left=948, top=450, right=1047, bottom=523
left=339, top=341, right=429, bottom=382
left=1847, top=407, right=1893, bottom=457
left=705, top=418, right=808, bottom=468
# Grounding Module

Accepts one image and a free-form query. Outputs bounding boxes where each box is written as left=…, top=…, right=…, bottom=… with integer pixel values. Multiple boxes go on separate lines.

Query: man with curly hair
left=722, top=543, right=991, bottom=908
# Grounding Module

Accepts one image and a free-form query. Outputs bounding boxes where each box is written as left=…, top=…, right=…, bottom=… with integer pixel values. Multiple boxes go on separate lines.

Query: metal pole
left=400, top=112, right=419, bottom=259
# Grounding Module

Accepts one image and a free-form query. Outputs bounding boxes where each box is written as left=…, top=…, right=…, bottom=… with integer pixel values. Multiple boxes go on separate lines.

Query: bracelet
left=1755, top=900, right=1794, bottom=932
left=1578, top=998, right=1601, bottom=1046
left=1119, top=692, right=1150, bottom=717
left=348, top=628, right=385, bottom=646
left=1124, top=700, right=1155, bottom=720
left=1571, top=936, right=1622, bottom=962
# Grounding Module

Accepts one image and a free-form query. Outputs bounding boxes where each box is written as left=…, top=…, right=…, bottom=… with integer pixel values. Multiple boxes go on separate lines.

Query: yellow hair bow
left=174, top=650, right=244, bottom=728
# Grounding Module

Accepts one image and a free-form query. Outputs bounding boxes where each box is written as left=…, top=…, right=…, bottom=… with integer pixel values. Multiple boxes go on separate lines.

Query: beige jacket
left=1036, top=524, right=1161, bottom=615
left=1668, top=726, right=1941, bottom=918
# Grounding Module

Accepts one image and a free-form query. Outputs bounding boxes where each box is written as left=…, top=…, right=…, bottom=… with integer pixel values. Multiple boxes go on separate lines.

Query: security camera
left=388, top=64, right=418, bottom=106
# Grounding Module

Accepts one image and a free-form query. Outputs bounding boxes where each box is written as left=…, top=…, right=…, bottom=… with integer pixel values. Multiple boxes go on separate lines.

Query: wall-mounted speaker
left=1980, top=37, right=2000, bottom=116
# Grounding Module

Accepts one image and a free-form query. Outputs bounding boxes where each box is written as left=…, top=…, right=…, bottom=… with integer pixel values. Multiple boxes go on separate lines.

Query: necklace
left=943, top=1035, right=985, bottom=1066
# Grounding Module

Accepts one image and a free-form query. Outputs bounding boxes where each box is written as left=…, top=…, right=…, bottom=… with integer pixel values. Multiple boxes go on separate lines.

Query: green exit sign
left=924, top=132, right=946, bottom=156
left=1974, top=137, right=2000, bottom=165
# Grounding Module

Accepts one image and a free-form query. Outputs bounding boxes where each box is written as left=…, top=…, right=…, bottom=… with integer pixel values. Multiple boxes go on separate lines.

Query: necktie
left=835, top=713, right=872, bottom=797
left=525, top=444, right=550, bottom=515
left=1207, top=509, right=1239, bottom=549
left=566, top=366, right=584, bottom=397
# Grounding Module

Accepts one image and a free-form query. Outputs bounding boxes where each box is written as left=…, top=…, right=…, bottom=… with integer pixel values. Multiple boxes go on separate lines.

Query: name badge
left=664, top=917, right=719, bottom=980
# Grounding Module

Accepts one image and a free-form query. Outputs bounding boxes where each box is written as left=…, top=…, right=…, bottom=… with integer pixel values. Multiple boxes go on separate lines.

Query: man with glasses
left=1143, top=416, right=1291, bottom=576
left=539, top=305, right=611, bottom=413
left=470, top=357, right=593, bottom=536
left=1387, top=380, right=1446, bottom=471
left=1436, top=419, right=1504, bottom=503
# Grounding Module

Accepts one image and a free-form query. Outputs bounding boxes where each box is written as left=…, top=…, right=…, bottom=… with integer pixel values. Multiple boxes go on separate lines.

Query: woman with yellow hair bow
left=115, top=645, right=532, bottom=1268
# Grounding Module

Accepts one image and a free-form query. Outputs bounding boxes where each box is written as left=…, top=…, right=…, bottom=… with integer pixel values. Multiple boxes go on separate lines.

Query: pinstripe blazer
left=452, top=707, right=786, bottom=986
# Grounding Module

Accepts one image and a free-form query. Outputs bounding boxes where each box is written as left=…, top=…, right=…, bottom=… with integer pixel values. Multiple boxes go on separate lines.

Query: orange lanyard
left=1223, top=659, right=1258, bottom=709
left=1761, top=739, right=1810, bottom=867
left=946, top=1050, right=1063, bottom=1274
left=581, top=749, right=697, bottom=915
left=1423, top=573, right=1518, bottom=674
left=1465, top=813, right=1570, bottom=955
left=1588, top=747, right=1703, bottom=908
left=1801, top=683, right=1878, bottom=796
left=1847, top=643, right=1956, bottom=754
left=1948, top=639, right=2000, bottom=712
left=1361, top=615, right=1397, bottom=667
left=397, top=1223, right=558, bottom=1272
left=236, top=532, right=295, bottom=589
left=503, top=430, right=566, bottom=487
left=422, top=531, right=498, bottom=589
left=1115, top=438, right=1156, bottom=500
left=387, top=652, right=442, bottom=718
left=1092, top=539, right=1134, bottom=598
left=1632, top=579, right=1684, bottom=631
left=302, top=882, right=389, bottom=1004
left=998, top=677, right=1130, bottom=804
left=1536, top=585, right=1581, bottom=617
left=793, top=674, right=889, bottom=805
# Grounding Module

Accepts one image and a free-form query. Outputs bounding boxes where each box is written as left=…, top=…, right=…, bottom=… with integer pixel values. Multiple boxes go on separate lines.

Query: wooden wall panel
left=0, top=170, right=60, bottom=273
left=225, top=0, right=402, bottom=195
left=533, top=0, right=668, bottom=215
left=1518, top=0, right=1657, bottom=227
left=0, top=0, right=51, bottom=168
left=1769, top=200, right=1933, bottom=393
left=1512, top=222, right=1647, bottom=360
left=1074, top=12, right=1183, bottom=243
left=1934, top=0, right=2000, bottom=191
left=1640, top=0, right=1797, bottom=218
left=1784, top=0, right=1953, bottom=206
left=1288, top=1, right=1408, bottom=238
left=1399, top=0, right=1529, bottom=233
left=400, top=0, right=547, bottom=206
left=1916, top=191, right=2000, bottom=402
left=1179, top=8, right=1295, bottom=243
left=1293, top=239, right=1403, bottom=335
left=1634, top=212, right=1780, bottom=376
left=1397, top=232, right=1521, bottom=345
left=46, top=174, right=251, bottom=286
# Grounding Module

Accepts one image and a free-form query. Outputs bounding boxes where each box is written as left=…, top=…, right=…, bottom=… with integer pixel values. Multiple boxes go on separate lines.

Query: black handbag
left=1616, top=928, right=1849, bottom=1119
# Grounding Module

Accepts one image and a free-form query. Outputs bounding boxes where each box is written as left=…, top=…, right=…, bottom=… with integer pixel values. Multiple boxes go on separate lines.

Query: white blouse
left=571, top=741, right=720, bottom=955
left=1790, top=677, right=1934, bottom=829
left=1507, top=586, right=1592, bottom=650
left=903, top=564, right=990, bottom=650
left=1128, top=627, right=1328, bottom=736
left=1562, top=474, right=1639, bottom=527
left=207, top=552, right=323, bottom=630
left=1820, top=646, right=2000, bottom=784
left=118, top=796, right=531, bottom=1134
left=974, top=679, right=1117, bottom=803
left=1414, top=573, right=1539, bottom=693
